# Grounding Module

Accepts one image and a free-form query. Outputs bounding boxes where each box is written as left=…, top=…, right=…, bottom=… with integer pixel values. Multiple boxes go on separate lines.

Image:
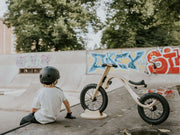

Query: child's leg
left=20, top=113, right=39, bottom=125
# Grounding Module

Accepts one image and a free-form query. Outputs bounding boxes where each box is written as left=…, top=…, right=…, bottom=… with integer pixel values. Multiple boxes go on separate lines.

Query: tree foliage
left=101, top=0, right=180, bottom=49
left=4, top=0, right=100, bottom=52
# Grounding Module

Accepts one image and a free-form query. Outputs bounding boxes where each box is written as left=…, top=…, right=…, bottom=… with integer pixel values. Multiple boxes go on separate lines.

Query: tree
left=4, top=0, right=100, bottom=52
left=101, top=0, right=180, bottom=49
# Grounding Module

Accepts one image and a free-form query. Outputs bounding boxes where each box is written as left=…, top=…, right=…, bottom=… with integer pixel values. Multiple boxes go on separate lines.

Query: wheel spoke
left=84, top=88, right=103, bottom=111
left=87, top=92, right=92, bottom=98
left=138, top=93, right=170, bottom=124
left=142, top=97, right=165, bottom=119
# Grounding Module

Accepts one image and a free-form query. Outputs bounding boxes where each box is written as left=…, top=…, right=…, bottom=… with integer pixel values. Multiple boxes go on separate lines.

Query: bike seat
left=128, top=80, right=147, bottom=87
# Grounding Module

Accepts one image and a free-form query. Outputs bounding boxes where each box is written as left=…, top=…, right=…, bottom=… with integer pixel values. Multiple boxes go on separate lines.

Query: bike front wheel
left=80, top=83, right=108, bottom=113
left=138, top=93, right=170, bottom=125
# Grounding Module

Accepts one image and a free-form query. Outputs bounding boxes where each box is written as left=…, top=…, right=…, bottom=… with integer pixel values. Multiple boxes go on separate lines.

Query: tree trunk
left=35, top=40, right=39, bottom=52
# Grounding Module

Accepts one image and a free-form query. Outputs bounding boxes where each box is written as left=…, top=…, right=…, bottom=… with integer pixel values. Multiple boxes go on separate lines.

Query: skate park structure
left=0, top=46, right=180, bottom=112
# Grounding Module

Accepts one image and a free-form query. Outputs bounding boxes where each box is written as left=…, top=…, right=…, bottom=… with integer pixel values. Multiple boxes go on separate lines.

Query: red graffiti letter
left=147, top=51, right=168, bottom=74
left=163, top=52, right=179, bottom=73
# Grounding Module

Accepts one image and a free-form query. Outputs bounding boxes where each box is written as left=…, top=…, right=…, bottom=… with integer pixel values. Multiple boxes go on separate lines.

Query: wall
left=0, top=51, right=87, bottom=91
left=0, top=46, right=180, bottom=91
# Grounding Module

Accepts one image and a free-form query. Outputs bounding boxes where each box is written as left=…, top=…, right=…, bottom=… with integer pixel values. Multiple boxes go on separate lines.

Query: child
left=20, top=66, right=76, bottom=125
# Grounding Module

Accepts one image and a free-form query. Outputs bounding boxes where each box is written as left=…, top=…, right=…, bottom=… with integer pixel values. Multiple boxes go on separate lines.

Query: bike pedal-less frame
left=91, top=64, right=155, bottom=109
left=80, top=64, right=170, bottom=125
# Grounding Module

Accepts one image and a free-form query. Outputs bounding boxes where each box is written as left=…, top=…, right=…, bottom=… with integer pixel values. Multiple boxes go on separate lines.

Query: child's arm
left=63, top=99, right=76, bottom=119
left=63, top=99, right=71, bottom=113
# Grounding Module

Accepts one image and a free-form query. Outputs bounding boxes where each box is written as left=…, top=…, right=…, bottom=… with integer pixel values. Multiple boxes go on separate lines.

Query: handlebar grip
left=112, top=64, right=118, bottom=68
left=102, top=64, right=107, bottom=67
left=102, top=64, right=118, bottom=68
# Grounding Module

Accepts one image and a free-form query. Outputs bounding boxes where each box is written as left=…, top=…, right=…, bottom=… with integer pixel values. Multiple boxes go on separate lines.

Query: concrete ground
left=0, top=85, right=179, bottom=135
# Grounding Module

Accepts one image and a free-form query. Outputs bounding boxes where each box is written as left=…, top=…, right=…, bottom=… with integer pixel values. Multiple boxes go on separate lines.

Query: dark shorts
left=20, top=112, right=40, bottom=125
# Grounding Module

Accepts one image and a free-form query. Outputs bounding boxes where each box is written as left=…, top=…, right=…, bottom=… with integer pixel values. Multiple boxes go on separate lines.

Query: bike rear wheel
left=138, top=93, right=170, bottom=125
left=80, top=83, right=108, bottom=113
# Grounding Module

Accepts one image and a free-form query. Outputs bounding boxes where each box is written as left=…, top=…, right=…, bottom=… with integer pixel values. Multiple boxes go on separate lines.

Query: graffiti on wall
left=88, top=47, right=180, bottom=74
left=88, top=51, right=145, bottom=73
left=147, top=47, right=180, bottom=74
left=16, top=54, right=51, bottom=68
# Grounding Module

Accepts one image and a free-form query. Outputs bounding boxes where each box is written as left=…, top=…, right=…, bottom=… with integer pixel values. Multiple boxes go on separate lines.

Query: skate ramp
left=0, top=47, right=180, bottom=134
left=2, top=46, right=180, bottom=91
left=1, top=86, right=179, bottom=135
left=49, top=51, right=87, bottom=91
left=8, top=74, right=39, bottom=88
left=0, top=83, right=41, bottom=112
left=0, top=82, right=82, bottom=112
left=0, top=47, right=180, bottom=111
left=0, top=51, right=111, bottom=111
left=0, top=54, right=18, bottom=87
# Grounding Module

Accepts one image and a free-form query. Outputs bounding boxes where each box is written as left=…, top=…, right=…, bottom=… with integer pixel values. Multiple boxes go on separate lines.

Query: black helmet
left=40, top=66, right=60, bottom=85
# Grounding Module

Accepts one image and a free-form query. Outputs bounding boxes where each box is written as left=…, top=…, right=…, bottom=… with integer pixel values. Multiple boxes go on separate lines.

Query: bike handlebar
left=102, top=64, right=118, bottom=68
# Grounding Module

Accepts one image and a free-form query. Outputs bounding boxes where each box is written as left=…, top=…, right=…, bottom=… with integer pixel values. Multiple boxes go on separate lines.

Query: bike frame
left=91, top=64, right=157, bottom=109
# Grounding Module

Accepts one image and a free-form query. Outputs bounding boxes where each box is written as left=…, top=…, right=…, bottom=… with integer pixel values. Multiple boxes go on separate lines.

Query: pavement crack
left=64, top=125, right=71, bottom=128
left=100, top=121, right=107, bottom=127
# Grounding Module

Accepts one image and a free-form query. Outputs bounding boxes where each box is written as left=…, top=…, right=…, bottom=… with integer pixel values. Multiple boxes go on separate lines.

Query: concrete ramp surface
left=8, top=74, right=39, bottom=88
left=0, top=86, right=179, bottom=135
left=0, top=83, right=41, bottom=112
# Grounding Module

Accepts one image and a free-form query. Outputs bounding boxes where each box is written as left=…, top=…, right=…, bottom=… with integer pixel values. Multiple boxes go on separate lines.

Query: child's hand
left=65, top=112, right=76, bottom=119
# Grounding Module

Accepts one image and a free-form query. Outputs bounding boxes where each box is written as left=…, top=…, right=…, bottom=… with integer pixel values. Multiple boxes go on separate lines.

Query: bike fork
left=91, top=66, right=111, bottom=100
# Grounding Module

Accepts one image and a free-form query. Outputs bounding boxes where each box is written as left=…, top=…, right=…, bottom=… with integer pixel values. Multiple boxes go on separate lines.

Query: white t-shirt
left=32, top=87, right=67, bottom=124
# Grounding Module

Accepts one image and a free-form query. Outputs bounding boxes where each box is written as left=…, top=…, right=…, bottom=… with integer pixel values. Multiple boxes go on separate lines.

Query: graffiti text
left=147, top=47, right=180, bottom=74
left=88, top=51, right=144, bottom=73
left=16, top=54, right=50, bottom=68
